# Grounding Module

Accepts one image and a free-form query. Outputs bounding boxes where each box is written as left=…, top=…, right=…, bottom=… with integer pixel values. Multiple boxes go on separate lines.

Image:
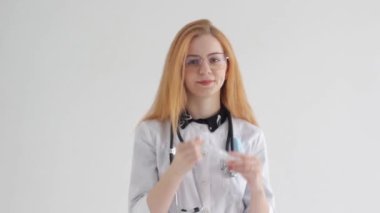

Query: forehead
left=187, top=34, right=224, bottom=55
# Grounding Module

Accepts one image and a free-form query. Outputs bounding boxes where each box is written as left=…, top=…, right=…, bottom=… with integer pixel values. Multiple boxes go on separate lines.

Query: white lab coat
left=128, top=117, right=275, bottom=213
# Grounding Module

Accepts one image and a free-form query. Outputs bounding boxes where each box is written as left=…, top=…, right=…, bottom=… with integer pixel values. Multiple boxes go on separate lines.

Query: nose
left=198, top=60, right=212, bottom=75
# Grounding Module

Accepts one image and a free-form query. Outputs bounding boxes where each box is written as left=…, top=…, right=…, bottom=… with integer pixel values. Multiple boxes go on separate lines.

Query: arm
left=228, top=129, right=275, bottom=213
left=247, top=174, right=270, bottom=213
left=228, top=153, right=270, bottom=213
left=147, top=139, right=203, bottom=212
left=128, top=122, right=158, bottom=212
left=128, top=122, right=204, bottom=213
left=146, top=164, right=185, bottom=213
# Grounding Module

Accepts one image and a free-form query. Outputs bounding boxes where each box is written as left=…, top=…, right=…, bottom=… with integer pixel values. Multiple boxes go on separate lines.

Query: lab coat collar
left=179, top=105, right=228, bottom=132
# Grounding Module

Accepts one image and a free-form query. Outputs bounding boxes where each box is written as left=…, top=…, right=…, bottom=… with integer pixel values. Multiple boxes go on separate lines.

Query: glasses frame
left=184, top=52, right=229, bottom=72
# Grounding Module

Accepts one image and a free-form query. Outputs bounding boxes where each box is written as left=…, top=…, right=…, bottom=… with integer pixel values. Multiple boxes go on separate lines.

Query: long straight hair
left=143, top=19, right=258, bottom=131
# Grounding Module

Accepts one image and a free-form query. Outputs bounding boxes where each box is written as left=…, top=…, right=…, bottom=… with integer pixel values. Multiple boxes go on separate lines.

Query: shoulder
left=136, top=119, right=168, bottom=130
left=231, top=117, right=266, bottom=153
left=135, top=119, right=171, bottom=140
left=231, top=117, right=264, bottom=139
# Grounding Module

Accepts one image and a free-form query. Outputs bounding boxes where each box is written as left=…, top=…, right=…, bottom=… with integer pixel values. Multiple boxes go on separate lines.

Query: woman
left=129, top=19, right=275, bottom=213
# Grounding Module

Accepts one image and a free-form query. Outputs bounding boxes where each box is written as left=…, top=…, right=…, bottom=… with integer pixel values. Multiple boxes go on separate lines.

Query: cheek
left=184, top=72, right=194, bottom=89
left=217, top=71, right=227, bottom=84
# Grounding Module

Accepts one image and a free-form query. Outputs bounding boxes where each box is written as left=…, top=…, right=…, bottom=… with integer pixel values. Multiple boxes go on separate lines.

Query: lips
left=197, top=80, right=215, bottom=86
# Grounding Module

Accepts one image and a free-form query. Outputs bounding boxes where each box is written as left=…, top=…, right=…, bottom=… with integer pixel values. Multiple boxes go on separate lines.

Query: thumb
left=193, top=137, right=204, bottom=146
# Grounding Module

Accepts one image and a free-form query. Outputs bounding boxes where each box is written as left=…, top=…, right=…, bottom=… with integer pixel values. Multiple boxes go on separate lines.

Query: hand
left=170, top=138, right=204, bottom=177
left=227, top=152, right=264, bottom=191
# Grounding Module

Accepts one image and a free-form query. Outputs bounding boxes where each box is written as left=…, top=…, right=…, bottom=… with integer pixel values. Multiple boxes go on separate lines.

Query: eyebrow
left=186, top=52, right=224, bottom=57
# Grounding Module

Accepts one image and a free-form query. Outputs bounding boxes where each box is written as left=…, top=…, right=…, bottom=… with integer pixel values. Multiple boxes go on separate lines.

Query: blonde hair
left=143, top=19, right=258, bottom=130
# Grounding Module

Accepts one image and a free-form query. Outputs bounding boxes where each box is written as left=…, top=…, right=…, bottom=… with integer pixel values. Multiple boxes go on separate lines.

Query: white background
left=1, top=0, right=379, bottom=212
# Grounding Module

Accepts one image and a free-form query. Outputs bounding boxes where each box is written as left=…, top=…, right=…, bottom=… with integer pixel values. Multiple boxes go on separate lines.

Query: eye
left=185, top=57, right=201, bottom=66
left=208, top=56, right=223, bottom=64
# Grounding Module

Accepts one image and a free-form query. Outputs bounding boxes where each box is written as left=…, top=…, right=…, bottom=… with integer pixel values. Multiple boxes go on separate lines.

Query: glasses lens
left=185, top=56, right=202, bottom=67
left=208, top=53, right=228, bottom=70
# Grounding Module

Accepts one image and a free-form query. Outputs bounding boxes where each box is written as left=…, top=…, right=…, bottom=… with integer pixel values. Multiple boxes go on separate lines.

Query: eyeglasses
left=184, top=53, right=229, bottom=72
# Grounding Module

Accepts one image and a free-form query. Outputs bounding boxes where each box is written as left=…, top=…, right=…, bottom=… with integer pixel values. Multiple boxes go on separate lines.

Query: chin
left=192, top=91, right=220, bottom=99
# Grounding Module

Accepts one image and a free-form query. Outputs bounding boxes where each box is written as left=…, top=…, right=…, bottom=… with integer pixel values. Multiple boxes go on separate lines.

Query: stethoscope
left=169, top=110, right=237, bottom=212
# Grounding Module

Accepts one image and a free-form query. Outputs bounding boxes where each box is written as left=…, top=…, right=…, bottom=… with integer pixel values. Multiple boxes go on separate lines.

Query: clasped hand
left=227, top=152, right=264, bottom=189
left=171, top=138, right=264, bottom=190
left=170, top=138, right=204, bottom=177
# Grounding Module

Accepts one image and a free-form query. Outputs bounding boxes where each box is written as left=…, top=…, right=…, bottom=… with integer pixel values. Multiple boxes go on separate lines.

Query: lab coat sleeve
left=243, top=129, right=276, bottom=213
left=128, top=122, right=158, bottom=213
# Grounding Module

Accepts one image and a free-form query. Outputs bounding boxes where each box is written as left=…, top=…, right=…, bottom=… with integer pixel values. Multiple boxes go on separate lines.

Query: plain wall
left=1, top=0, right=379, bottom=212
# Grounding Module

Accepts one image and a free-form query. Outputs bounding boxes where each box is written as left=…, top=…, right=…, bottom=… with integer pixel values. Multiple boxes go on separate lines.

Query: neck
left=186, top=95, right=221, bottom=119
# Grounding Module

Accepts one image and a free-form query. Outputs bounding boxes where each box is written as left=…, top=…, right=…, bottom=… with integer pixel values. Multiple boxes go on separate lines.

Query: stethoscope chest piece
left=220, top=160, right=237, bottom=177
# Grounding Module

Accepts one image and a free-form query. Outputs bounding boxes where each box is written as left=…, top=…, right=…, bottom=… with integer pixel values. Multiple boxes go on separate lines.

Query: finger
left=230, top=163, right=253, bottom=175
left=193, top=138, right=204, bottom=146
left=228, top=151, right=246, bottom=161
left=227, top=152, right=245, bottom=163
left=180, top=147, right=203, bottom=164
left=189, top=140, right=204, bottom=159
left=228, top=157, right=255, bottom=171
